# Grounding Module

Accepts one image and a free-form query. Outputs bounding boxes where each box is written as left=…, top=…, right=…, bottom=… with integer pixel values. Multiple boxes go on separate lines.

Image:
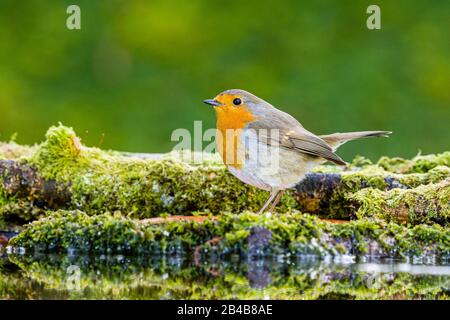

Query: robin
left=203, top=89, right=391, bottom=214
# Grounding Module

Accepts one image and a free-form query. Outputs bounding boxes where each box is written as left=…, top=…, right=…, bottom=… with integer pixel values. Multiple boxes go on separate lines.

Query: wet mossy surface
left=9, top=210, right=450, bottom=261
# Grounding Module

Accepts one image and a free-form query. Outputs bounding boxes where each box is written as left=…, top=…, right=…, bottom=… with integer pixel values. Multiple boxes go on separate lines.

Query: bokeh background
left=0, top=0, right=449, bottom=160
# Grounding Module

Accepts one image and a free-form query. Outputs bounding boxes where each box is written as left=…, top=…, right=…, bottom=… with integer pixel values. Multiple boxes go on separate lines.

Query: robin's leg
left=257, top=190, right=279, bottom=215
left=268, top=190, right=285, bottom=212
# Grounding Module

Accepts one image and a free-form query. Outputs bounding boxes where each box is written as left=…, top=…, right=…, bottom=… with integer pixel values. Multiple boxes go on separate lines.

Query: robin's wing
left=247, top=110, right=346, bottom=165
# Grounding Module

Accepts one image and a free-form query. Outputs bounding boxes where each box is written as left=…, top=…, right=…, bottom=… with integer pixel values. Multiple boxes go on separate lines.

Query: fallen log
left=295, top=168, right=450, bottom=223
left=351, top=178, right=450, bottom=225
left=0, top=160, right=71, bottom=221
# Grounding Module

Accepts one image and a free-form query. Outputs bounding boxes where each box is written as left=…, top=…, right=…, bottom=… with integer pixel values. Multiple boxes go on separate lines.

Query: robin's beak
left=203, top=99, right=223, bottom=107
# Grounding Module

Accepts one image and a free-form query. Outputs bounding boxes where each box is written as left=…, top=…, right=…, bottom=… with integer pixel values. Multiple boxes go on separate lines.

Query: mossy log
left=1, top=125, right=449, bottom=226
left=9, top=210, right=450, bottom=261
left=295, top=167, right=450, bottom=223
left=0, top=160, right=71, bottom=221
left=351, top=179, right=450, bottom=225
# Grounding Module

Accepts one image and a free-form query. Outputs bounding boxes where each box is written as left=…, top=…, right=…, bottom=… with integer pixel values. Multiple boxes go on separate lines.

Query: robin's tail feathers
left=319, top=131, right=392, bottom=151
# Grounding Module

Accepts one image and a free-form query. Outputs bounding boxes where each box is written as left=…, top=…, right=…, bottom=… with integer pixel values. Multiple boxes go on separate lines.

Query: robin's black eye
left=233, top=98, right=242, bottom=106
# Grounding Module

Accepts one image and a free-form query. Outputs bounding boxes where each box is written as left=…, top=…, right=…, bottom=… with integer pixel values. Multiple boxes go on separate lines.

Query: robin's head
left=204, top=89, right=260, bottom=110
left=204, top=89, right=265, bottom=129
left=203, top=89, right=273, bottom=123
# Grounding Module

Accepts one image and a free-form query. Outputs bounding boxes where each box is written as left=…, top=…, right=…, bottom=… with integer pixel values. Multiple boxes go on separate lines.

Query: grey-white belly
left=227, top=137, right=323, bottom=191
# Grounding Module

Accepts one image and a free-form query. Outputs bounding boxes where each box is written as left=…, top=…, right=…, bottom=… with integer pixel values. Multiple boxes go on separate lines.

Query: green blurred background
left=0, top=0, right=449, bottom=160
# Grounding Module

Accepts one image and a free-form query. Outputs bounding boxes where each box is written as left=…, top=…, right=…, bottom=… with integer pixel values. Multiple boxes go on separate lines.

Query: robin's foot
left=257, top=190, right=283, bottom=214
left=268, top=190, right=285, bottom=212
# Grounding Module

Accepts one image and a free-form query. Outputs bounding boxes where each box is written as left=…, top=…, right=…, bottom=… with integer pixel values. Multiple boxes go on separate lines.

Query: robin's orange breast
left=215, top=105, right=255, bottom=169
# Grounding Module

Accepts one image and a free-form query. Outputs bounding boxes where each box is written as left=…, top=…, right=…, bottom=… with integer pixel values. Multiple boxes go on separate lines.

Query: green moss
left=9, top=209, right=450, bottom=260
left=351, top=179, right=450, bottom=225
left=377, top=152, right=450, bottom=174
left=301, top=160, right=450, bottom=220
left=0, top=168, right=36, bottom=222
left=349, top=155, right=374, bottom=168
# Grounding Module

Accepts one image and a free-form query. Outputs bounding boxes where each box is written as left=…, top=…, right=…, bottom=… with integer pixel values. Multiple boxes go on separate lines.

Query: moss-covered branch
left=1, top=125, right=449, bottom=225
left=10, top=210, right=450, bottom=260
left=352, top=178, right=450, bottom=225
left=295, top=165, right=450, bottom=221
left=0, top=160, right=71, bottom=221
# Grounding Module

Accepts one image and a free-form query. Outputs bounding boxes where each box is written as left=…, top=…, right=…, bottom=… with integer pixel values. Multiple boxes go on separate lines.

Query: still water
left=1, top=253, right=449, bottom=299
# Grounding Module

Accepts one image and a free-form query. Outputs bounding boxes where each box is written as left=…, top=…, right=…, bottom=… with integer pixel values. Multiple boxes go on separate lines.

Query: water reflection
left=357, top=263, right=450, bottom=276
left=1, top=254, right=449, bottom=299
